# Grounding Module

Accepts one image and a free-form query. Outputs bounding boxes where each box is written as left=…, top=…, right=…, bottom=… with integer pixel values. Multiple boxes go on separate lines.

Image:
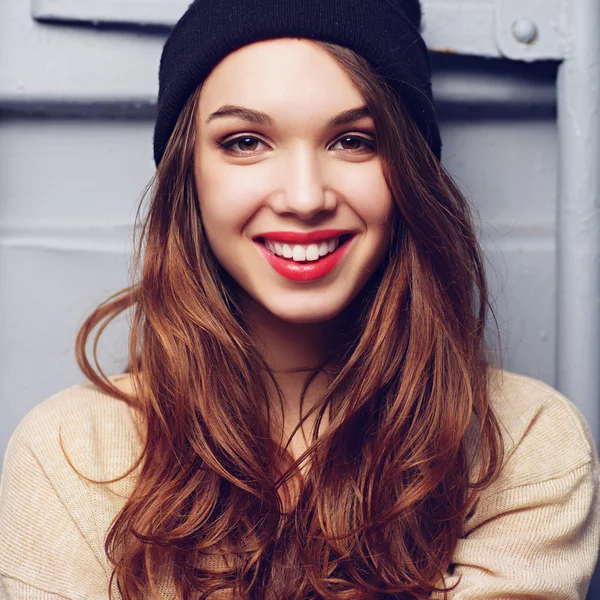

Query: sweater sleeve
left=0, top=404, right=115, bottom=600
left=431, top=370, right=600, bottom=600
left=1, top=577, right=71, bottom=600
left=432, top=459, right=600, bottom=599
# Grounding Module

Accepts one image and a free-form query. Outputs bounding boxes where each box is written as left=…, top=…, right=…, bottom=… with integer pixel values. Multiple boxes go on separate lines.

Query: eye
left=217, top=135, right=268, bottom=155
left=331, top=135, right=377, bottom=154
left=217, top=134, right=377, bottom=156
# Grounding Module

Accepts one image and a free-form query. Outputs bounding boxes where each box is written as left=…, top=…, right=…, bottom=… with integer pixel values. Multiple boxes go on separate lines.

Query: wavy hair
left=74, top=40, right=505, bottom=599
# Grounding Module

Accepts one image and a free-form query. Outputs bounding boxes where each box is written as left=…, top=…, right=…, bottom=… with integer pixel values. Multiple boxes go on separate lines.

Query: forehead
left=197, top=38, right=366, bottom=123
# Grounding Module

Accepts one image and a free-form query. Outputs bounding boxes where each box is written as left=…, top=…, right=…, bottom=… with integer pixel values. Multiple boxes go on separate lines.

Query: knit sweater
left=0, top=369, right=598, bottom=599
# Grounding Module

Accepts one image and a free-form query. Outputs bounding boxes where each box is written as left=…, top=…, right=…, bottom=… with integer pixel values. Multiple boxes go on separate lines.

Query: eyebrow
left=205, top=104, right=372, bottom=129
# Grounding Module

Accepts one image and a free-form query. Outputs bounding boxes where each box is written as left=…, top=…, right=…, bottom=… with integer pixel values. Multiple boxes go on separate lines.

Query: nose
left=269, top=145, right=338, bottom=219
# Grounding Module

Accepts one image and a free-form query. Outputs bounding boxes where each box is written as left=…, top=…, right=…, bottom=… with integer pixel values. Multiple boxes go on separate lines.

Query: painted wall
left=1, top=0, right=598, bottom=594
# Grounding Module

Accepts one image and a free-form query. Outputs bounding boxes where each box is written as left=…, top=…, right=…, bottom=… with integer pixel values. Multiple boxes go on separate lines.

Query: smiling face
left=194, top=37, right=394, bottom=324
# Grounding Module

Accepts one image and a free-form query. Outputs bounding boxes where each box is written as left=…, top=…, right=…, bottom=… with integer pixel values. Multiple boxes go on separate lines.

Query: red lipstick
left=254, top=233, right=356, bottom=282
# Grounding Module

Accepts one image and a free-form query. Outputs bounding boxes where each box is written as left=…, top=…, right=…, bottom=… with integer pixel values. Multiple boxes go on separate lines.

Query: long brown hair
left=74, top=40, right=504, bottom=599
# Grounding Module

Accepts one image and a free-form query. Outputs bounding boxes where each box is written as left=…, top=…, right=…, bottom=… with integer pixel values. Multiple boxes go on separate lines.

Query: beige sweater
left=0, top=369, right=598, bottom=599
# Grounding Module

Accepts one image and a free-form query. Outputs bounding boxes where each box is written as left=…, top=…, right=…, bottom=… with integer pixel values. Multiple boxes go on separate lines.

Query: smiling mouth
left=256, top=233, right=354, bottom=262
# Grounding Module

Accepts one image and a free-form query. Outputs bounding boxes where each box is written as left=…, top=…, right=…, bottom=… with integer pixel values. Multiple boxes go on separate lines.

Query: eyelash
left=217, top=133, right=377, bottom=156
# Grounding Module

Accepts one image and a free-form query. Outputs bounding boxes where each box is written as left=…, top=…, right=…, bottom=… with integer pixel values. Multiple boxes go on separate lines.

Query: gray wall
left=1, top=0, right=598, bottom=595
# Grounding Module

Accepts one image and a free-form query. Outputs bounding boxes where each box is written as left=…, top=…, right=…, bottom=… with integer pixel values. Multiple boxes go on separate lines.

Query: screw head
left=511, top=19, right=538, bottom=44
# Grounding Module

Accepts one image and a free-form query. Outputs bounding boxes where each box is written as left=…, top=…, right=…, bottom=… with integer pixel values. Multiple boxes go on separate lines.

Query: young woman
left=0, top=1, right=598, bottom=598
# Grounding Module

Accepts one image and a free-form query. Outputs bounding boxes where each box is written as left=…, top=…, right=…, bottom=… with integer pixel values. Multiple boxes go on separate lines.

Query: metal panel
left=423, top=1, right=500, bottom=58
left=1, top=0, right=165, bottom=105
left=3, top=0, right=571, bottom=108
left=28, top=0, right=570, bottom=62
left=31, top=0, right=189, bottom=27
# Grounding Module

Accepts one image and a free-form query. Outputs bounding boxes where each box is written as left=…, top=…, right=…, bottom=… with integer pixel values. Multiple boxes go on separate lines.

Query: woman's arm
left=1, top=577, right=72, bottom=600
left=432, top=443, right=600, bottom=598
left=0, top=406, right=113, bottom=600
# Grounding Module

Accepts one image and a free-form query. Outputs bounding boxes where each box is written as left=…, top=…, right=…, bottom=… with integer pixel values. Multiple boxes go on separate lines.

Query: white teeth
left=306, top=244, right=320, bottom=261
left=292, top=245, right=306, bottom=261
left=262, top=236, right=345, bottom=262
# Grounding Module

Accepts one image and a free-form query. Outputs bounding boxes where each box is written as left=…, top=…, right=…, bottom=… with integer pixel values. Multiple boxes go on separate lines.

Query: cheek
left=343, top=170, right=394, bottom=228
left=195, top=160, right=265, bottom=238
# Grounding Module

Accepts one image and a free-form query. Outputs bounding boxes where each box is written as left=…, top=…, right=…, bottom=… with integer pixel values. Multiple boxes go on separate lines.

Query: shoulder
left=0, top=374, right=141, bottom=596
left=1, top=372, right=144, bottom=520
left=485, top=368, right=598, bottom=490
left=5, top=373, right=143, bottom=481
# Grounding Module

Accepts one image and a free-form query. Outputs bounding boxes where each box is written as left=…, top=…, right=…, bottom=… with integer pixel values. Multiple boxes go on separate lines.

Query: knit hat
left=153, top=0, right=441, bottom=166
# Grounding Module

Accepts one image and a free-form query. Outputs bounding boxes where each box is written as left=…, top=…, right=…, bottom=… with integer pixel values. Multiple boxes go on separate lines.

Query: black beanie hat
left=153, top=0, right=441, bottom=166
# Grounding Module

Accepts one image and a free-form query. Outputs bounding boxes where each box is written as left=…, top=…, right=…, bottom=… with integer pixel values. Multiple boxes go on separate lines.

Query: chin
left=271, top=311, right=337, bottom=325
left=261, top=296, right=352, bottom=325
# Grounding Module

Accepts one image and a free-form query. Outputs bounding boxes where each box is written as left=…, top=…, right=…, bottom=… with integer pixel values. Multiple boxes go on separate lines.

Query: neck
left=239, top=294, right=359, bottom=452
left=244, top=298, right=337, bottom=372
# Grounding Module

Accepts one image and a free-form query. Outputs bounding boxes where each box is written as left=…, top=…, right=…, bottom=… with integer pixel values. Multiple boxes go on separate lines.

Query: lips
left=254, top=234, right=356, bottom=282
